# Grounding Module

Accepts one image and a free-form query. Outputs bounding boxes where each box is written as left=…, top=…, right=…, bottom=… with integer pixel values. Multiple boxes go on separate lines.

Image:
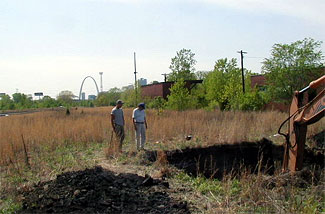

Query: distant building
left=122, top=84, right=134, bottom=90
left=82, top=92, right=86, bottom=101
left=251, top=67, right=325, bottom=89
left=138, top=78, right=147, bottom=86
left=88, top=95, right=97, bottom=100
left=141, top=80, right=203, bottom=99
left=250, top=75, right=266, bottom=90
left=252, top=70, right=325, bottom=112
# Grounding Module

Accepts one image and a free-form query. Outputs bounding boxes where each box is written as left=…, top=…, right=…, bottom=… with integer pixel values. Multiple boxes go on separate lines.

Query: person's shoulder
left=111, top=106, right=117, bottom=114
left=132, top=108, right=138, bottom=116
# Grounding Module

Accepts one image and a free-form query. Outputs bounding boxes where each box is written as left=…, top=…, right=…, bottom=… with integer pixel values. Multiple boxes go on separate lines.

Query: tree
left=120, top=87, right=142, bottom=107
left=195, top=71, right=210, bottom=80
left=204, top=58, right=266, bottom=110
left=204, top=58, right=242, bottom=110
left=95, top=87, right=122, bottom=106
left=12, top=93, right=33, bottom=109
left=262, top=38, right=324, bottom=102
left=57, top=90, right=75, bottom=104
left=0, top=94, right=14, bottom=110
left=191, top=83, right=209, bottom=109
left=168, top=49, right=197, bottom=81
left=39, top=96, right=58, bottom=108
left=146, top=97, right=166, bottom=110
left=234, top=89, right=268, bottom=111
left=166, top=79, right=195, bottom=111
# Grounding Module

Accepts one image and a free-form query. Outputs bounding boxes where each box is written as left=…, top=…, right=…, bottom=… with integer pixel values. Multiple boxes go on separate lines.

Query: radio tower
left=99, top=72, right=103, bottom=92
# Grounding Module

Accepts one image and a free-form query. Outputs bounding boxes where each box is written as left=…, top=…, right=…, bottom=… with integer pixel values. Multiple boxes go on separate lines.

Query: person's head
left=138, top=103, right=145, bottom=110
left=116, top=100, right=124, bottom=108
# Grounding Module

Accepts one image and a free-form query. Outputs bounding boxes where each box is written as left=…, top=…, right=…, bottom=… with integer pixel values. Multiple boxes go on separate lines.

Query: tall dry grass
left=0, top=107, right=323, bottom=165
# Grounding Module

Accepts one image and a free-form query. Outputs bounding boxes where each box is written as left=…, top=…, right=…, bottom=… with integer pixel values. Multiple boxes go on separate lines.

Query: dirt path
left=19, top=149, right=206, bottom=214
left=96, top=151, right=216, bottom=214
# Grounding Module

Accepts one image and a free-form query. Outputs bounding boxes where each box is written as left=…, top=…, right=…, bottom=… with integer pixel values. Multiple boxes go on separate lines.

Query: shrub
left=233, top=90, right=268, bottom=111
left=166, top=79, right=195, bottom=111
left=146, top=97, right=166, bottom=109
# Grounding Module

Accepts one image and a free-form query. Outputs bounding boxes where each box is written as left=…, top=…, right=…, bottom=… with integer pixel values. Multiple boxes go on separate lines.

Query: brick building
left=141, top=80, right=203, bottom=99
left=250, top=74, right=266, bottom=88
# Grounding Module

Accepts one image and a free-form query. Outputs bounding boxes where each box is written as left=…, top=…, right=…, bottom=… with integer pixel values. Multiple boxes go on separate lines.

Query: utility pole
left=161, top=73, right=168, bottom=82
left=134, top=52, right=138, bottom=106
left=99, top=72, right=103, bottom=92
left=237, top=50, right=247, bottom=93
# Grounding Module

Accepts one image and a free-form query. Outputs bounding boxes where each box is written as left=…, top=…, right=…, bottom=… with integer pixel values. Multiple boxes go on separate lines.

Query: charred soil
left=146, top=138, right=324, bottom=179
left=20, top=166, right=189, bottom=214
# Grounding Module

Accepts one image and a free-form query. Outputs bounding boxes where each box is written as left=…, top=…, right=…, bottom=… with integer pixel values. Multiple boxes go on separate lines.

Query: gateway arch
left=79, top=76, right=100, bottom=100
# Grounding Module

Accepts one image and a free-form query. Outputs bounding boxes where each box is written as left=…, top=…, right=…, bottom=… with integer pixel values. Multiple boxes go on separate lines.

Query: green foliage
left=120, top=87, right=142, bottom=107
left=166, top=79, right=195, bottom=111
left=232, top=89, right=269, bottom=111
left=0, top=198, right=22, bottom=214
left=204, top=58, right=268, bottom=111
left=204, top=58, right=243, bottom=110
left=191, top=83, right=209, bottom=109
left=95, top=87, right=122, bottom=106
left=175, top=172, right=225, bottom=196
left=262, top=38, right=324, bottom=102
left=12, top=93, right=33, bottom=109
left=195, top=70, right=210, bottom=80
left=0, top=92, right=96, bottom=110
left=146, top=97, right=166, bottom=109
left=242, top=91, right=267, bottom=111
left=0, top=94, right=15, bottom=110
left=168, top=49, right=197, bottom=81
left=38, top=96, right=58, bottom=108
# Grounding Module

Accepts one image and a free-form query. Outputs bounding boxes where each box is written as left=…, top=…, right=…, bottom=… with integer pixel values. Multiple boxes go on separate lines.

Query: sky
left=0, top=0, right=324, bottom=98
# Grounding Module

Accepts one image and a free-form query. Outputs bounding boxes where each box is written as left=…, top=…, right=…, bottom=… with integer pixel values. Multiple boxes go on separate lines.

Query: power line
left=246, top=56, right=265, bottom=59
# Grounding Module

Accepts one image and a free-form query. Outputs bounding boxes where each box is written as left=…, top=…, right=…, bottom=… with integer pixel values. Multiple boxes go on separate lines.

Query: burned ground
left=146, top=138, right=324, bottom=179
left=20, top=166, right=189, bottom=214
left=15, top=136, right=325, bottom=213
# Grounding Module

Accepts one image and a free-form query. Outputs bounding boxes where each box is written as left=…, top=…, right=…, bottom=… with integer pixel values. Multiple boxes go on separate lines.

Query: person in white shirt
left=132, top=103, right=148, bottom=151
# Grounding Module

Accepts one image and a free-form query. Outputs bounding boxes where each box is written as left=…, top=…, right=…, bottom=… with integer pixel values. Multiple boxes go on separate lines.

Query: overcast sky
left=0, top=0, right=324, bottom=98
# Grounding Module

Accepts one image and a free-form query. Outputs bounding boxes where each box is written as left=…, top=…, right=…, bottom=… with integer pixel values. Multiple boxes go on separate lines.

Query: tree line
left=1, top=38, right=323, bottom=111
left=116, top=38, right=323, bottom=111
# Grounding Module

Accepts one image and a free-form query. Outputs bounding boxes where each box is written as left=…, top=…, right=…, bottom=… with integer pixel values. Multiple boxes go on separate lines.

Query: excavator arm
left=281, top=75, right=325, bottom=172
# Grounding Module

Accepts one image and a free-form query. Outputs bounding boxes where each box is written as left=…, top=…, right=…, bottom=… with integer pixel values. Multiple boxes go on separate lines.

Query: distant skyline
left=0, top=0, right=324, bottom=98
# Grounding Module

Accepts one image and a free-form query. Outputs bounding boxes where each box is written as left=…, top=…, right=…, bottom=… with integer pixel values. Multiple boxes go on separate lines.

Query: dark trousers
left=114, top=124, right=125, bottom=149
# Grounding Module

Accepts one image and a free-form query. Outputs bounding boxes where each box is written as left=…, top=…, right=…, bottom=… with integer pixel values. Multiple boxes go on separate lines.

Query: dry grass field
left=0, top=107, right=323, bottom=165
left=0, top=107, right=324, bottom=213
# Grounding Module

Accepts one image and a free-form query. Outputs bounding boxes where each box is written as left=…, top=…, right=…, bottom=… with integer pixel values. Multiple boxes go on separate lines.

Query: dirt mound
left=20, top=166, right=189, bottom=214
